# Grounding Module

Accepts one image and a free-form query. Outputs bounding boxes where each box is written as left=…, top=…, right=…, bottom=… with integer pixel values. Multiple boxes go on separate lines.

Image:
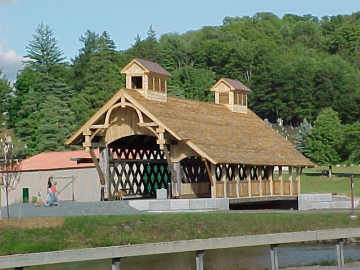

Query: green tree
left=125, top=25, right=160, bottom=62
left=0, top=71, right=12, bottom=125
left=168, top=66, right=215, bottom=102
left=342, top=122, right=360, bottom=164
left=70, top=30, right=125, bottom=125
left=304, top=108, right=344, bottom=176
left=25, top=23, right=65, bottom=73
left=295, top=118, right=312, bottom=154
left=36, top=95, right=75, bottom=153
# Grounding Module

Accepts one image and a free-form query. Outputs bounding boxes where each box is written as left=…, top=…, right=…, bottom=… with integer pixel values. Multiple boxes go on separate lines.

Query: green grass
left=301, top=174, right=360, bottom=197
left=1, top=213, right=360, bottom=256
left=304, top=166, right=360, bottom=174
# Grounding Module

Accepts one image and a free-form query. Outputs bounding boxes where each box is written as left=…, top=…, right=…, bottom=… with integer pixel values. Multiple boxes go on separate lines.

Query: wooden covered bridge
left=65, top=58, right=313, bottom=201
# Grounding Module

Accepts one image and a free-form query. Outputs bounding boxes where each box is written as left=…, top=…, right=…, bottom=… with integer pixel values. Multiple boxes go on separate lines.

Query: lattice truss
left=215, top=164, right=270, bottom=181
left=180, top=157, right=209, bottom=183
left=109, top=146, right=170, bottom=198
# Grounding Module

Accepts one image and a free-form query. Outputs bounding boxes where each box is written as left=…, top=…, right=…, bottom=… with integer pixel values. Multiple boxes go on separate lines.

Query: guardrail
left=1, top=227, right=360, bottom=270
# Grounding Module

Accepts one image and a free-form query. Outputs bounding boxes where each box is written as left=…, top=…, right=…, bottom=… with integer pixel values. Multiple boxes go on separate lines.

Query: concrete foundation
left=298, top=193, right=359, bottom=210
left=128, top=198, right=229, bottom=212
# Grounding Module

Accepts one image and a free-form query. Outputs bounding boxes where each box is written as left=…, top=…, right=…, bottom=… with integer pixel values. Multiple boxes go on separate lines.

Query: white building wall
left=1, top=167, right=100, bottom=206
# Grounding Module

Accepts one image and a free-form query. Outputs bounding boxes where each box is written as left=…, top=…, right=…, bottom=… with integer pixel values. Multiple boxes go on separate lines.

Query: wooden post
left=203, top=159, right=216, bottom=199
left=163, top=145, right=180, bottom=199
left=246, top=166, right=251, bottom=197
left=270, top=244, right=279, bottom=270
left=289, top=167, right=293, bottom=196
left=235, top=165, right=240, bottom=198
left=269, top=166, right=274, bottom=196
left=222, top=165, right=227, bottom=198
left=211, top=164, right=217, bottom=198
left=112, top=258, right=121, bottom=270
left=89, top=148, right=106, bottom=201
left=172, top=162, right=182, bottom=198
left=296, top=167, right=301, bottom=195
left=196, top=250, right=205, bottom=270
left=258, top=166, right=263, bottom=196
left=336, top=239, right=344, bottom=268
left=100, top=146, right=110, bottom=200
left=279, top=166, right=283, bottom=196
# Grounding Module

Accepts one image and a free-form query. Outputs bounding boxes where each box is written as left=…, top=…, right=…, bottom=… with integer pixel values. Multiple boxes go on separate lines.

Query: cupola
left=210, top=78, right=251, bottom=113
left=120, top=58, right=171, bottom=102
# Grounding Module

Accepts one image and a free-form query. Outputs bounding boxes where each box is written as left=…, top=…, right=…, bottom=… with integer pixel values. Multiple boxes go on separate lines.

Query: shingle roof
left=123, top=90, right=312, bottom=166
left=222, top=78, right=251, bottom=92
left=135, top=58, right=171, bottom=77
left=18, top=150, right=96, bottom=172
left=66, top=89, right=313, bottom=167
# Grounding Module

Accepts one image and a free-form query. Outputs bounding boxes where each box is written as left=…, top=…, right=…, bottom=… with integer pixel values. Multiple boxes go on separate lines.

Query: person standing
left=45, top=178, right=53, bottom=206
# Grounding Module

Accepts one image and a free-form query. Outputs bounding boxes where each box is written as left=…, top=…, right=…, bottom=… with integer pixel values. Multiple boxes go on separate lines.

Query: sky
left=0, top=0, right=359, bottom=81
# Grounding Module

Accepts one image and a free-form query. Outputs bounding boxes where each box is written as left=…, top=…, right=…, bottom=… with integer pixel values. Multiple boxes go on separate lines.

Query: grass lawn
left=0, top=213, right=360, bottom=256
left=304, top=166, right=360, bottom=174
left=301, top=174, right=360, bottom=197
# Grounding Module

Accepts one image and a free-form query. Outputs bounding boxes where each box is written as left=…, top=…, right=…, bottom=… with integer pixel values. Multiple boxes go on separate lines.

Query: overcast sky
left=0, top=0, right=359, bottom=81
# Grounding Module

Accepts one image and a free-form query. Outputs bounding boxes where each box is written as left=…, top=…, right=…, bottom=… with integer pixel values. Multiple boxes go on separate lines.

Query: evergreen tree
left=295, top=118, right=312, bottom=154
left=70, top=30, right=125, bottom=125
left=25, top=23, right=65, bottom=73
left=36, top=95, right=75, bottom=153
left=125, top=25, right=160, bottom=62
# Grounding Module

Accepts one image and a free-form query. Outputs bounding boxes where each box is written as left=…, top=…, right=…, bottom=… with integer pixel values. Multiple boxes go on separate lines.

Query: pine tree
left=36, top=95, right=75, bottom=153
left=70, top=30, right=125, bottom=125
left=295, top=118, right=312, bottom=154
left=25, top=23, right=65, bottom=73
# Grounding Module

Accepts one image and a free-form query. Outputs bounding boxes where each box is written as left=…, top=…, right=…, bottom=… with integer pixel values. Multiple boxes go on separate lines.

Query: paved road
left=0, top=201, right=143, bottom=218
left=2, top=200, right=360, bottom=218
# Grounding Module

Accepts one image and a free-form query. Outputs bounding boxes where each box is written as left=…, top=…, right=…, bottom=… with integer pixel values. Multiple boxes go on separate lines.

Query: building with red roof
left=1, top=150, right=100, bottom=206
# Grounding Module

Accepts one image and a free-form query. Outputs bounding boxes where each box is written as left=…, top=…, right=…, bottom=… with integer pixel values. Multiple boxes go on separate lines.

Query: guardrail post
left=336, top=239, right=344, bottom=268
left=196, top=250, right=205, bottom=270
left=270, top=244, right=279, bottom=270
left=112, top=258, right=121, bottom=270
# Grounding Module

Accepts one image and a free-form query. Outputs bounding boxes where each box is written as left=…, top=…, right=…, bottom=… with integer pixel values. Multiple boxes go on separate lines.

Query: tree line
left=0, top=12, right=359, bottom=165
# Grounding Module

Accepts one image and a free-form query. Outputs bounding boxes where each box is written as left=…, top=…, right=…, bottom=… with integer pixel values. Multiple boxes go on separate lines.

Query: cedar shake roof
left=134, top=58, right=171, bottom=77
left=18, top=150, right=96, bottom=172
left=222, top=78, right=251, bottom=92
left=66, top=88, right=313, bottom=167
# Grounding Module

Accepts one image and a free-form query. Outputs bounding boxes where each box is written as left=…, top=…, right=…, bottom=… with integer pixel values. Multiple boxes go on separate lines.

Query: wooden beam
left=202, top=158, right=214, bottom=187
left=89, top=148, right=106, bottom=186
left=279, top=166, right=283, bottom=196
left=289, top=166, right=293, bottom=196
left=138, top=122, right=158, bottom=127
left=246, top=166, right=251, bottom=198
left=91, top=124, right=108, bottom=129
left=258, top=166, right=263, bottom=197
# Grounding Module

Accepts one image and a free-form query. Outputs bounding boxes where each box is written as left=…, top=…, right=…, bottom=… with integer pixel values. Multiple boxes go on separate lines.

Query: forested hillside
left=0, top=12, right=360, bottom=164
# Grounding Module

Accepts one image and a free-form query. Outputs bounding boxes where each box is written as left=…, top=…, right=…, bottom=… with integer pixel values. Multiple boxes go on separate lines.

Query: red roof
left=19, top=150, right=96, bottom=172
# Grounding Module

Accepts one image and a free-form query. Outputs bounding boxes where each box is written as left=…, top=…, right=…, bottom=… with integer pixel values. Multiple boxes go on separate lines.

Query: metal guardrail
left=1, top=227, right=360, bottom=270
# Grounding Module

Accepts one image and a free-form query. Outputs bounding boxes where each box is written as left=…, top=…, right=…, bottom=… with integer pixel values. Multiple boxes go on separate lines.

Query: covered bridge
left=65, top=58, right=313, bottom=201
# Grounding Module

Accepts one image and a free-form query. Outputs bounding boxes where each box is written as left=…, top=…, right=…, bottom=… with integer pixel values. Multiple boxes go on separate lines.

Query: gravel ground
left=0, top=201, right=143, bottom=218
